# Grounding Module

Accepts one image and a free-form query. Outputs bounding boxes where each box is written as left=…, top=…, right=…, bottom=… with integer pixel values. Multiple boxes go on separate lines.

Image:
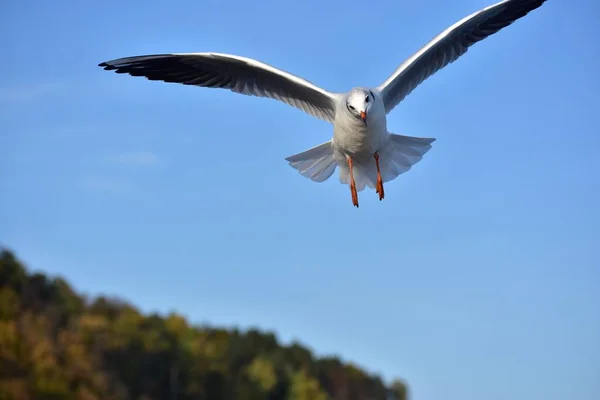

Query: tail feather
left=286, top=140, right=337, bottom=183
left=338, top=133, right=435, bottom=191
left=287, top=134, right=434, bottom=189
left=383, top=134, right=435, bottom=181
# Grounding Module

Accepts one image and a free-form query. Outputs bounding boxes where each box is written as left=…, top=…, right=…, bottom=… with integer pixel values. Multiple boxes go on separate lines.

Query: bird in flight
left=99, top=0, right=548, bottom=207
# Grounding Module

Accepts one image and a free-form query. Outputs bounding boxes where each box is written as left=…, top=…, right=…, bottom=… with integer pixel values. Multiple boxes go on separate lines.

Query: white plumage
left=99, top=0, right=548, bottom=207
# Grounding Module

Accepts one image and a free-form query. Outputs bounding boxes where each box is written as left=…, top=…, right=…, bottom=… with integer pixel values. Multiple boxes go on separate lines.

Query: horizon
left=1, top=245, right=404, bottom=387
left=2, top=0, right=599, bottom=399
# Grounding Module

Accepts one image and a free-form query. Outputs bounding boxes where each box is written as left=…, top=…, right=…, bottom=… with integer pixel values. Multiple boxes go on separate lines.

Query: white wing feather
left=377, top=0, right=548, bottom=113
left=99, top=52, right=340, bottom=123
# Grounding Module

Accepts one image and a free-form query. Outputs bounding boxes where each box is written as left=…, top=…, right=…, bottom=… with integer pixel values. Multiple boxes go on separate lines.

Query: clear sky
left=1, top=0, right=599, bottom=399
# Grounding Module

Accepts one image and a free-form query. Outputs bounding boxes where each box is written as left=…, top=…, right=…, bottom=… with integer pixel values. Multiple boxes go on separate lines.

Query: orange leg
left=374, top=152, right=384, bottom=201
left=347, top=156, right=359, bottom=207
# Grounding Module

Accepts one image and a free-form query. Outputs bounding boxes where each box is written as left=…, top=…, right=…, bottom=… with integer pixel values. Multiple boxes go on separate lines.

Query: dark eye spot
left=365, top=95, right=370, bottom=103
left=348, top=104, right=355, bottom=111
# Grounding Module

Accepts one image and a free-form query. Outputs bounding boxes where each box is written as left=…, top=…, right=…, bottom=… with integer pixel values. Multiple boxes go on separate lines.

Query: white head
left=345, top=87, right=375, bottom=126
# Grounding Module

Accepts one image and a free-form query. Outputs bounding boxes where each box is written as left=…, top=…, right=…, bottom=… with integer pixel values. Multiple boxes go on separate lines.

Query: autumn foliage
left=0, top=248, right=408, bottom=400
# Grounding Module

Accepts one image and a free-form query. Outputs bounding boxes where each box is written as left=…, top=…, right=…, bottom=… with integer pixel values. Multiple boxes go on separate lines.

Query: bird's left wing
left=99, top=53, right=340, bottom=123
left=376, top=0, right=548, bottom=114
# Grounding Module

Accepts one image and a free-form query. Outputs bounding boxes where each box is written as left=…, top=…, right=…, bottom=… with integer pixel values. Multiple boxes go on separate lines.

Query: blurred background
left=1, top=0, right=599, bottom=399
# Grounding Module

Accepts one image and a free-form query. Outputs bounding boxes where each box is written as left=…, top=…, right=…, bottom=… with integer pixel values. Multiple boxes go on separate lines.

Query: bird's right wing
left=99, top=53, right=341, bottom=123
left=376, top=0, right=548, bottom=114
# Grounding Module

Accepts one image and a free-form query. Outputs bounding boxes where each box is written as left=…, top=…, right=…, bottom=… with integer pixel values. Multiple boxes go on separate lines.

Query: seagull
left=99, top=0, right=547, bottom=207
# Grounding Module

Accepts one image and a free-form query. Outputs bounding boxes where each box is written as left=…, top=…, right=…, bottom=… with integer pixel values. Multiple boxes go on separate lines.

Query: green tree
left=0, top=248, right=409, bottom=400
left=289, top=369, right=329, bottom=400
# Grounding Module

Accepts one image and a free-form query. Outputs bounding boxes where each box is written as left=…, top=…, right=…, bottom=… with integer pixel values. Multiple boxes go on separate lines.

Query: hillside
left=0, top=248, right=408, bottom=400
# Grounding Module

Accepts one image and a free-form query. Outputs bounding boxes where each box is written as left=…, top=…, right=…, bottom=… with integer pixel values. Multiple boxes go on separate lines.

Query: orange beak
left=360, top=111, right=367, bottom=126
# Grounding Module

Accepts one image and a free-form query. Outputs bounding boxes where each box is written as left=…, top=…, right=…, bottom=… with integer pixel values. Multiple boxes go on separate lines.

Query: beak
left=360, top=111, right=367, bottom=126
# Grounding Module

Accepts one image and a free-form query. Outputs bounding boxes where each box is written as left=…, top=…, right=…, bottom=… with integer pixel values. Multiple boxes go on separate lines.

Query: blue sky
left=1, top=0, right=599, bottom=399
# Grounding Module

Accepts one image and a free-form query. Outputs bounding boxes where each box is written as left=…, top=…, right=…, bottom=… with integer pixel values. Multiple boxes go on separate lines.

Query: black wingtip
left=98, top=61, right=119, bottom=71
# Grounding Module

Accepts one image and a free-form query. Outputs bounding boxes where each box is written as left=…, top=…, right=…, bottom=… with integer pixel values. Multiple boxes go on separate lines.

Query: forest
left=0, top=247, right=408, bottom=400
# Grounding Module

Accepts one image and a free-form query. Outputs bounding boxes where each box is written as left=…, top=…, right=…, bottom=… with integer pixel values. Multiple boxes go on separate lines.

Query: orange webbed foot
left=374, top=152, right=384, bottom=201
left=347, top=156, right=359, bottom=208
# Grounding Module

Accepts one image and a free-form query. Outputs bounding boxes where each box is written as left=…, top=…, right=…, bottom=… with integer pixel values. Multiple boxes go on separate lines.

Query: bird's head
left=346, top=88, right=374, bottom=126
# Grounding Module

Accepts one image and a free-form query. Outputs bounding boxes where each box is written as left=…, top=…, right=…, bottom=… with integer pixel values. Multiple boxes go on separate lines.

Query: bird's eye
left=365, top=95, right=370, bottom=103
left=347, top=104, right=355, bottom=111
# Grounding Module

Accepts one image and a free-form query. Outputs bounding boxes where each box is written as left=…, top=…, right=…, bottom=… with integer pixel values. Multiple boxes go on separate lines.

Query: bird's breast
left=333, top=114, right=387, bottom=160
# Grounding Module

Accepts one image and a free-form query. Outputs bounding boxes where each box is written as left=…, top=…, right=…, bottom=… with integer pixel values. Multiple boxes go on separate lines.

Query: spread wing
left=98, top=52, right=340, bottom=123
left=377, top=0, right=548, bottom=113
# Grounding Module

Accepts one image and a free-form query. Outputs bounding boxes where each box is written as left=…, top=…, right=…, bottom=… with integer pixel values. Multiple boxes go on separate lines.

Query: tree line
left=0, top=248, right=408, bottom=399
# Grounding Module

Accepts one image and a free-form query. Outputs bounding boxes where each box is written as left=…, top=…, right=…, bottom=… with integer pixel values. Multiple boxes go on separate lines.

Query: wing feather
left=99, top=52, right=339, bottom=123
left=377, top=0, right=548, bottom=113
